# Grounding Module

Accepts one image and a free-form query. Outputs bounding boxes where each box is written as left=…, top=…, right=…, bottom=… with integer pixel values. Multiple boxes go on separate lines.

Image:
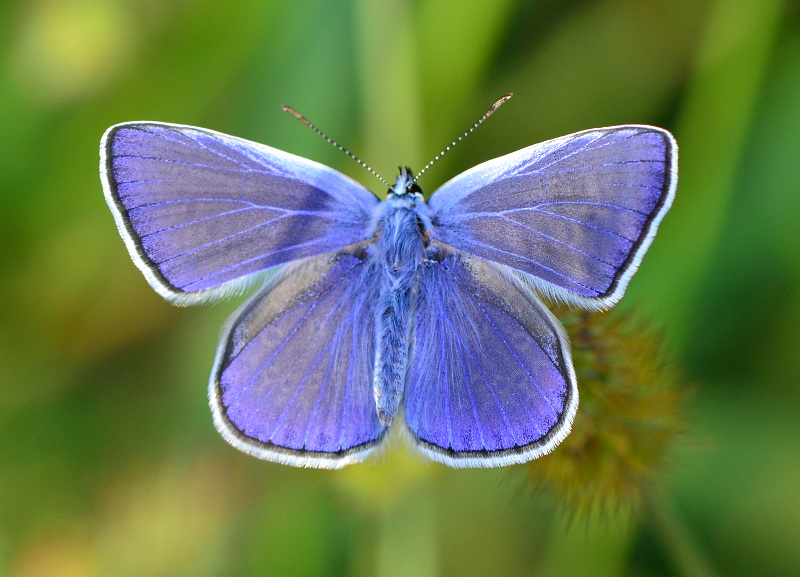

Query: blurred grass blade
left=415, top=0, right=515, bottom=157
left=354, top=0, right=423, bottom=183
left=629, top=0, right=785, bottom=355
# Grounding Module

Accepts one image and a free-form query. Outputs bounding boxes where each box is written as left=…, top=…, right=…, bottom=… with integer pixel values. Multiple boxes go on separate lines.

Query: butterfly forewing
left=101, top=122, right=380, bottom=304
left=426, top=125, right=677, bottom=309
left=209, top=243, right=387, bottom=468
left=404, top=246, right=577, bottom=467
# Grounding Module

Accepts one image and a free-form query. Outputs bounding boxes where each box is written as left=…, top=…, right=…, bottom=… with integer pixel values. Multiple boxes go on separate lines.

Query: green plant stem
left=353, top=0, right=423, bottom=186
left=375, top=483, right=438, bottom=577
left=646, top=488, right=720, bottom=577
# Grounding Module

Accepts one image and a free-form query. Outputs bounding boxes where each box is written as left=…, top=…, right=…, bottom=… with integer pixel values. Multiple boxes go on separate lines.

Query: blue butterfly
left=100, top=95, right=677, bottom=468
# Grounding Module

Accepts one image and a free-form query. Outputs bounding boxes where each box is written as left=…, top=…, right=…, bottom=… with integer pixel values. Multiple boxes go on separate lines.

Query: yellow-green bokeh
left=1, top=0, right=799, bottom=576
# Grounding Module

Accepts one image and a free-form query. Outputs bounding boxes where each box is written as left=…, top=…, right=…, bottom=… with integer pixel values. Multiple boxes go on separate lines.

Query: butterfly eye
left=408, top=182, right=423, bottom=195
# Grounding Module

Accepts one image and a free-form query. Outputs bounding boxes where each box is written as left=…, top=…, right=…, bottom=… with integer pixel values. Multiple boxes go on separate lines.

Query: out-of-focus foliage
left=1, top=0, right=799, bottom=576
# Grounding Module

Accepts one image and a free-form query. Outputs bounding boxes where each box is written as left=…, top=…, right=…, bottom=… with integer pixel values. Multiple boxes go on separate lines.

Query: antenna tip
left=281, top=104, right=301, bottom=118
left=491, top=93, right=514, bottom=111
left=282, top=105, right=314, bottom=128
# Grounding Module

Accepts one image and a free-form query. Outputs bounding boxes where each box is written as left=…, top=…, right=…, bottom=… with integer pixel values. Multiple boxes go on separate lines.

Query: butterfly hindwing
left=403, top=245, right=577, bottom=467
left=101, top=122, right=380, bottom=304
left=209, top=243, right=386, bottom=468
left=426, top=125, right=677, bottom=309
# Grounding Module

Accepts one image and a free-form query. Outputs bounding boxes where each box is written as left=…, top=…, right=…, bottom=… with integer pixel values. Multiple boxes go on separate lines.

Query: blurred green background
left=2, top=0, right=800, bottom=575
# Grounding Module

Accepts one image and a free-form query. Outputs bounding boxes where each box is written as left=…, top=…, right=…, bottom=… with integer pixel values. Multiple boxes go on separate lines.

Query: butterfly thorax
left=372, top=173, right=427, bottom=426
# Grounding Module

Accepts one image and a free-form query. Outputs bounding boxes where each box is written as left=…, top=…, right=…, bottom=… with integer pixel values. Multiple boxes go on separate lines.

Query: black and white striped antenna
left=413, top=93, right=513, bottom=182
left=282, top=105, right=390, bottom=187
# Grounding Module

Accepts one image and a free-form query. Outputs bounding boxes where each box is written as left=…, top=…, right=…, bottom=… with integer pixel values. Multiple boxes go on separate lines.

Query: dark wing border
left=594, top=126, right=677, bottom=308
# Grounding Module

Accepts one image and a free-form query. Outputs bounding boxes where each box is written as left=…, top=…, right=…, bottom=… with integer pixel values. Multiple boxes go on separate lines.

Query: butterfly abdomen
left=373, top=201, right=426, bottom=425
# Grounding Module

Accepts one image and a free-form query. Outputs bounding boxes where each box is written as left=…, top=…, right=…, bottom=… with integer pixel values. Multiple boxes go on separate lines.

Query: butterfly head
left=390, top=166, right=423, bottom=201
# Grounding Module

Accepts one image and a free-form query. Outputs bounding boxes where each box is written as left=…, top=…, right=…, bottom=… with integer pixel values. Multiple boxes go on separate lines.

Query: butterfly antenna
left=413, top=93, right=513, bottom=182
left=282, top=105, right=390, bottom=187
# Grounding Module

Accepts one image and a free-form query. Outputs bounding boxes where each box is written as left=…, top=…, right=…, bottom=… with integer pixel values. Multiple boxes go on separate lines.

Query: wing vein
left=441, top=314, right=488, bottom=450
left=490, top=214, right=616, bottom=267
left=226, top=259, right=365, bottom=406
left=181, top=130, right=254, bottom=170
left=458, top=238, right=598, bottom=293
left=156, top=213, right=295, bottom=264
left=527, top=159, right=663, bottom=177
left=112, top=154, right=247, bottom=173
left=180, top=237, right=330, bottom=291
left=267, top=338, right=336, bottom=443
left=522, top=131, right=608, bottom=175
left=440, top=202, right=649, bottom=222
left=339, top=304, right=359, bottom=450
left=530, top=209, right=636, bottom=242
left=450, top=307, right=519, bottom=445
left=441, top=261, right=557, bottom=415
left=440, top=312, right=453, bottom=450
left=301, top=337, right=338, bottom=449
left=140, top=206, right=266, bottom=238
left=131, top=125, right=254, bottom=171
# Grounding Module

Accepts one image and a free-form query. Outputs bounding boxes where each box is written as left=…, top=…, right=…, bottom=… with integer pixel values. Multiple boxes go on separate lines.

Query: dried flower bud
left=526, top=307, right=688, bottom=519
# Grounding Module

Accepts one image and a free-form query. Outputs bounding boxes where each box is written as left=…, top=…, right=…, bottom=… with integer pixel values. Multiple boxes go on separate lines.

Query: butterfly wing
left=101, top=122, right=380, bottom=304
left=209, top=242, right=386, bottom=468
left=403, top=245, right=577, bottom=467
left=426, top=125, right=677, bottom=309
